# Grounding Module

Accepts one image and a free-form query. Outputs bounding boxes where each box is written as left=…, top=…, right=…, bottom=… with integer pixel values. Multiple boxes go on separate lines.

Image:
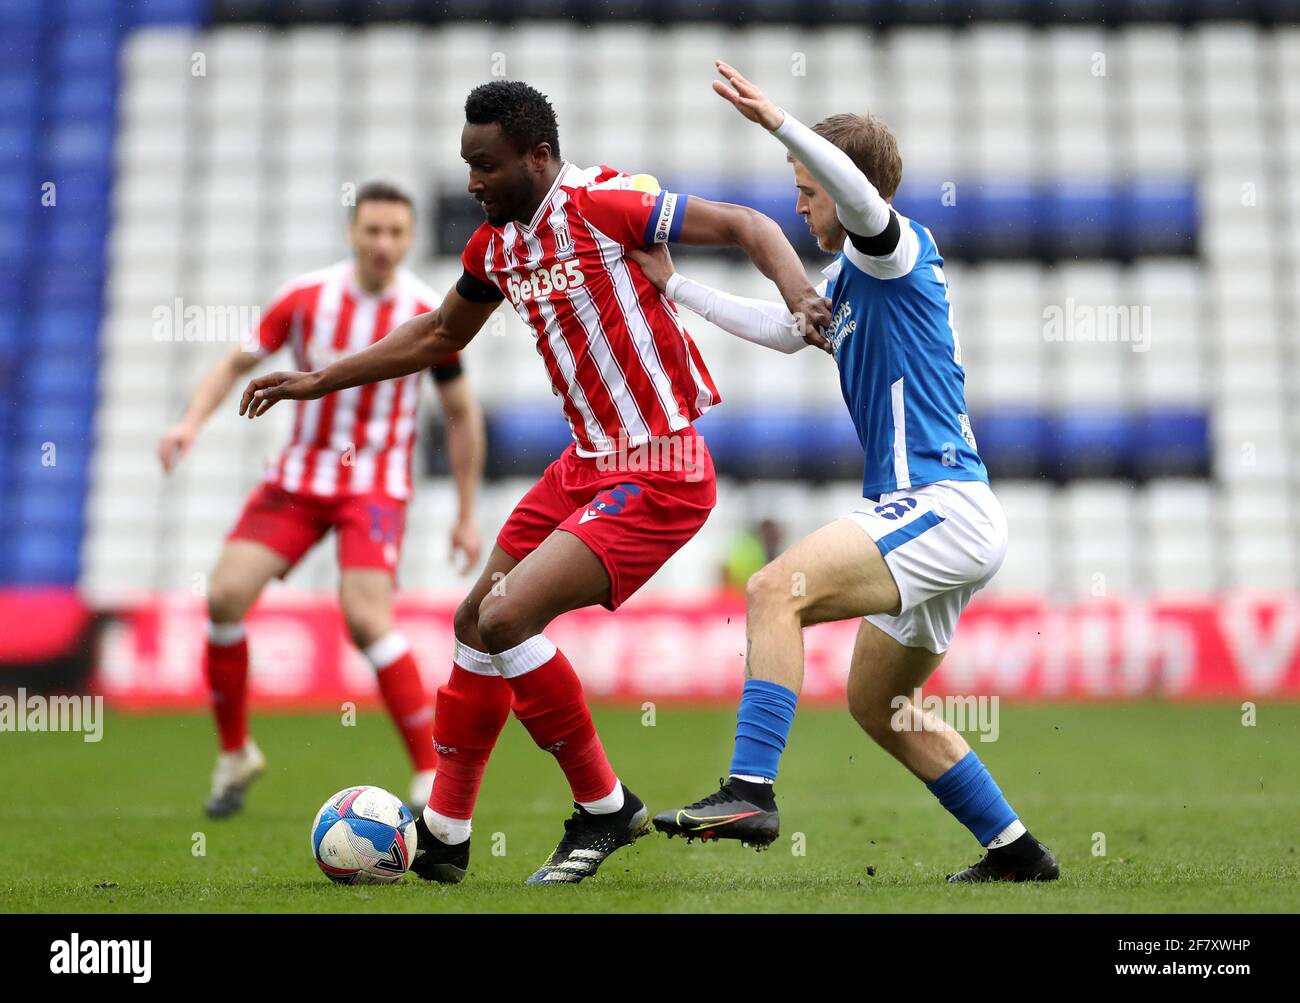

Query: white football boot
left=204, top=739, right=267, bottom=819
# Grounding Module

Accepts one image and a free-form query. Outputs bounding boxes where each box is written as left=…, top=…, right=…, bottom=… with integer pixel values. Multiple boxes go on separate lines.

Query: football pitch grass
left=3, top=702, right=1298, bottom=914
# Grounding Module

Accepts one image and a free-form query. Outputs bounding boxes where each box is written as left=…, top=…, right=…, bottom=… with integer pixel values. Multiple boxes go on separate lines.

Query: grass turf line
left=1, top=703, right=1297, bottom=913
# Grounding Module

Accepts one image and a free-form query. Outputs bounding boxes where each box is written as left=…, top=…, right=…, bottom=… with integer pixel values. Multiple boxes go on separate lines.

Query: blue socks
left=926, top=749, right=1018, bottom=845
left=729, top=683, right=1019, bottom=848
left=729, top=679, right=798, bottom=780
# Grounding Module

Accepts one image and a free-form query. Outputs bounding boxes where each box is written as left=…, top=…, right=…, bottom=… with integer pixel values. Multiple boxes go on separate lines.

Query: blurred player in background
left=239, top=81, right=829, bottom=884
left=158, top=182, right=486, bottom=818
left=644, top=63, right=1058, bottom=883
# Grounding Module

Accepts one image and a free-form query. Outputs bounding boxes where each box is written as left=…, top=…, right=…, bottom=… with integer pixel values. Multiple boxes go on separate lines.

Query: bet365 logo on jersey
left=505, top=261, right=585, bottom=305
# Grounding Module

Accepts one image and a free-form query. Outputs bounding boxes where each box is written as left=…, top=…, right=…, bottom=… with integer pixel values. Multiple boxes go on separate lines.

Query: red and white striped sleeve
left=571, top=184, right=690, bottom=248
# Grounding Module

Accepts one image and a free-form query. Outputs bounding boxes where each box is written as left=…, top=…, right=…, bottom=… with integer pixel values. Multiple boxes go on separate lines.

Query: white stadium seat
left=83, top=20, right=1300, bottom=601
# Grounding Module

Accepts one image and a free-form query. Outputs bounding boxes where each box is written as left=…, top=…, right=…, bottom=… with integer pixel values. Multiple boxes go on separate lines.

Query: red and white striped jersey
left=252, top=260, right=457, bottom=500
left=461, top=163, right=720, bottom=456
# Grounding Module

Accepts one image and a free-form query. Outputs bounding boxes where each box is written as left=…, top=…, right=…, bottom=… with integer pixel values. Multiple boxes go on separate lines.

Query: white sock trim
left=454, top=640, right=498, bottom=677
left=985, top=818, right=1027, bottom=849
left=730, top=774, right=774, bottom=785
left=208, top=622, right=246, bottom=646
left=491, top=634, right=557, bottom=679
left=363, top=632, right=410, bottom=671
left=578, top=778, right=624, bottom=815
left=422, top=806, right=472, bottom=845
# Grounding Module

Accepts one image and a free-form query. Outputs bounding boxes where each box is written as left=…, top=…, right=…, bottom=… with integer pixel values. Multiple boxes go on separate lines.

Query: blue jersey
left=822, top=215, right=988, bottom=498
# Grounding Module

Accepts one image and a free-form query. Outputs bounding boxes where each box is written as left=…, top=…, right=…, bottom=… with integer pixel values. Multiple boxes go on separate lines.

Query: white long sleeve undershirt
left=771, top=110, right=892, bottom=239
left=665, top=272, right=810, bottom=355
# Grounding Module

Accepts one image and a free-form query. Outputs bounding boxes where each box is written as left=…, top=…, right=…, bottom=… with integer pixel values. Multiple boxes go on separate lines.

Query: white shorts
left=845, top=479, right=1007, bottom=654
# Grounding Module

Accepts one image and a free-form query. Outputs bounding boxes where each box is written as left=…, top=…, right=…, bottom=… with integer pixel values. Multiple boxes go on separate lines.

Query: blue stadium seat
left=42, top=166, right=113, bottom=210
left=0, top=270, right=26, bottom=310
left=0, top=72, right=40, bottom=124
left=44, top=213, right=110, bottom=261
left=32, top=259, right=107, bottom=310
left=55, top=28, right=121, bottom=76
left=1053, top=409, right=1136, bottom=479
left=0, top=29, right=45, bottom=70
left=55, top=0, right=125, bottom=25
left=0, top=0, right=47, bottom=28
left=10, top=532, right=81, bottom=586
left=0, top=216, right=31, bottom=260
left=971, top=408, right=1053, bottom=478
left=486, top=406, right=574, bottom=473
left=0, top=123, right=39, bottom=169
left=1123, top=180, right=1198, bottom=256
left=16, top=482, right=86, bottom=531
left=694, top=407, right=863, bottom=479
left=1136, top=409, right=1210, bottom=477
left=52, top=78, right=117, bottom=122
left=12, top=447, right=93, bottom=495
left=0, top=3, right=119, bottom=587
left=0, top=167, right=38, bottom=215
left=1046, top=182, right=1119, bottom=258
left=34, top=309, right=102, bottom=354
left=0, top=310, right=20, bottom=361
left=45, top=121, right=115, bottom=172
left=971, top=183, right=1040, bottom=257
left=127, top=0, right=211, bottom=26
left=14, top=408, right=92, bottom=450
left=26, top=360, right=99, bottom=404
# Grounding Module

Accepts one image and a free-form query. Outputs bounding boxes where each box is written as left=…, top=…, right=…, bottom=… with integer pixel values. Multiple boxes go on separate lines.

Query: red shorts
left=496, top=429, right=717, bottom=610
left=228, top=482, right=406, bottom=575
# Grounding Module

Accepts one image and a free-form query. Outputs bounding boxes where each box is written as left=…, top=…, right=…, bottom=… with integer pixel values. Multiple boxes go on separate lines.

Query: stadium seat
left=71, top=16, right=1300, bottom=601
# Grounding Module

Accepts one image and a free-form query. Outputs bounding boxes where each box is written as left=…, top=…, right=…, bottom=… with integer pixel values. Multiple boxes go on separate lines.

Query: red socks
left=205, top=625, right=249, bottom=752
left=497, top=638, right=617, bottom=804
left=366, top=635, right=437, bottom=773
left=427, top=655, right=514, bottom=819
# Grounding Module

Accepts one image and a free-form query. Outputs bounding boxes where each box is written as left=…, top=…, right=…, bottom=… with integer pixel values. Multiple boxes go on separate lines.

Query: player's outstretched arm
left=672, top=195, right=831, bottom=336
left=239, top=289, right=498, bottom=418
left=158, top=345, right=261, bottom=472
left=713, top=59, right=894, bottom=245
left=629, top=244, right=828, bottom=354
left=435, top=370, right=486, bottom=574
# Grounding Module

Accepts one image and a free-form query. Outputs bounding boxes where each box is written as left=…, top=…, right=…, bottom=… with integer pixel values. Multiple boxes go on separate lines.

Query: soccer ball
left=310, top=785, right=418, bottom=885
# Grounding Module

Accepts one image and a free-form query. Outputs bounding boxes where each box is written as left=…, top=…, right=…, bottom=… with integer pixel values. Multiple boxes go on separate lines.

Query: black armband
left=846, top=209, right=901, bottom=257
left=456, top=269, right=504, bottom=304
left=430, top=357, right=464, bottom=384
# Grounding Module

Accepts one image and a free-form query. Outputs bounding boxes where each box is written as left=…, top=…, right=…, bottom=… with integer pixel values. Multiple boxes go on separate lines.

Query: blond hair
left=804, top=113, right=903, bottom=201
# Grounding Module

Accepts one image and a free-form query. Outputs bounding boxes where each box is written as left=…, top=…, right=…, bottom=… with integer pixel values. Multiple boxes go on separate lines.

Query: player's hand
left=449, top=516, right=481, bottom=575
left=783, top=287, right=833, bottom=345
left=157, top=422, right=197, bottom=473
left=801, top=302, right=833, bottom=354
left=713, top=60, right=785, bottom=131
left=239, top=371, right=325, bottom=418
left=627, top=244, right=675, bottom=293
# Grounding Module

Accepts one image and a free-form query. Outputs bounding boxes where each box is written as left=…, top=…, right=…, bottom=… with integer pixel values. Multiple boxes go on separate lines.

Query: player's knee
left=475, top=593, right=531, bottom=653
left=342, top=607, right=388, bottom=650
left=453, top=596, right=482, bottom=648
left=207, top=578, right=254, bottom=624
left=746, top=562, right=797, bottom=616
left=848, top=689, right=894, bottom=744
